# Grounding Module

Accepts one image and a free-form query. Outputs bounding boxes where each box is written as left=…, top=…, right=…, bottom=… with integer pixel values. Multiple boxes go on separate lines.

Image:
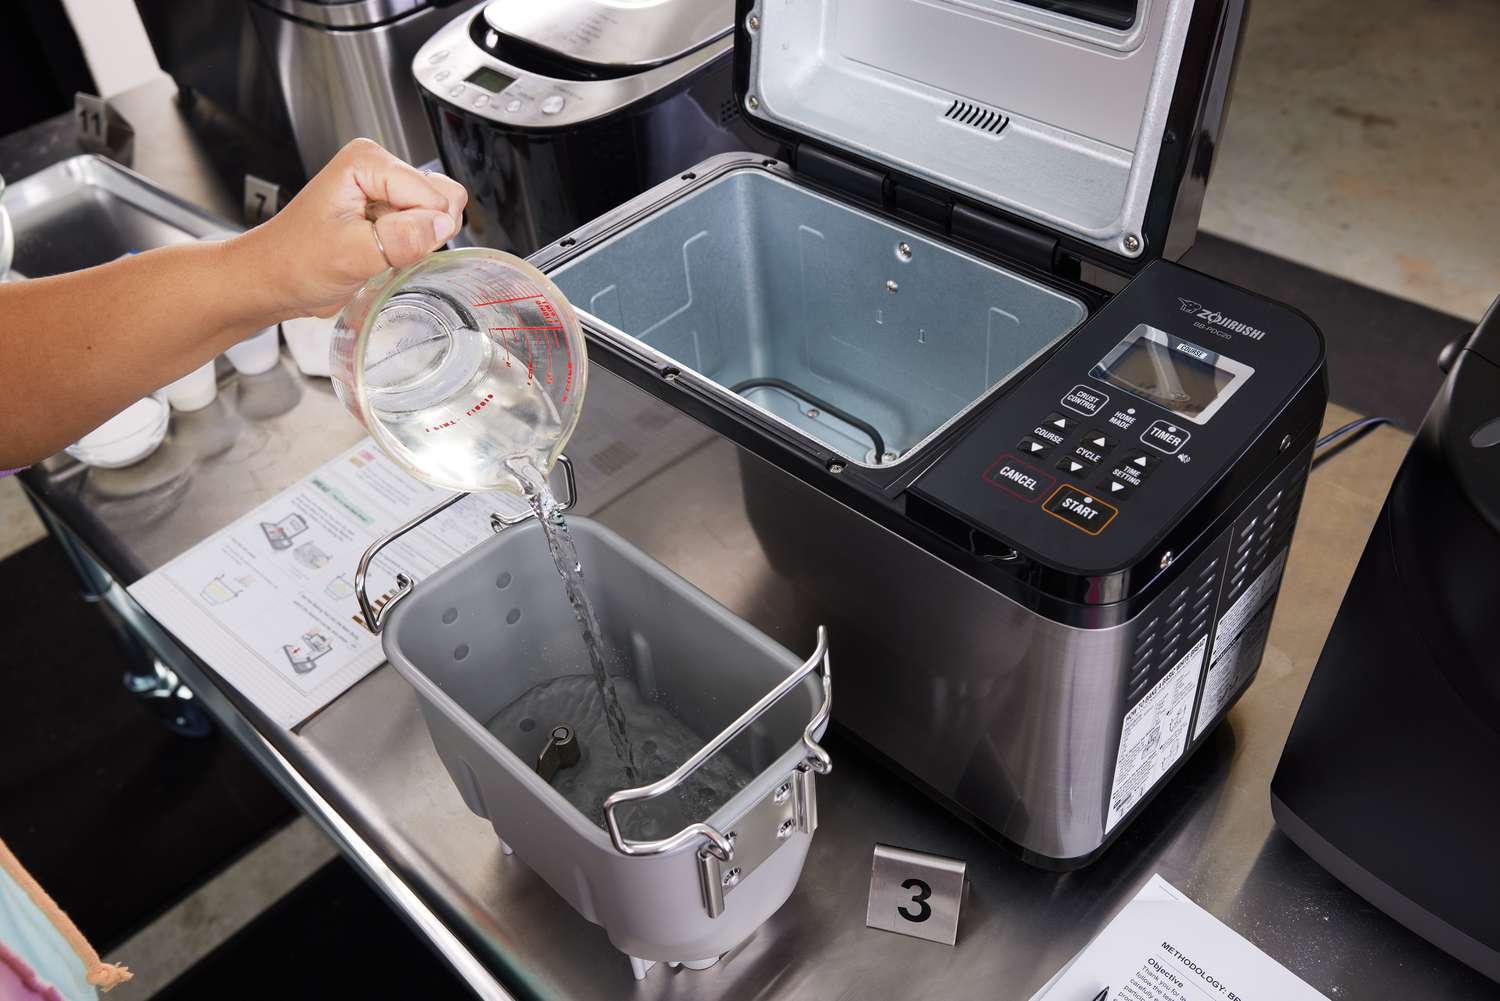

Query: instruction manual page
left=1031, top=874, right=1328, bottom=1001
left=129, top=440, right=502, bottom=728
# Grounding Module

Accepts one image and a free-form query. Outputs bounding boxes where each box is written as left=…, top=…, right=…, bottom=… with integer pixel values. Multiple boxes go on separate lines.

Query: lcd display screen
left=464, top=67, right=516, bottom=93
left=1091, top=325, right=1253, bottom=424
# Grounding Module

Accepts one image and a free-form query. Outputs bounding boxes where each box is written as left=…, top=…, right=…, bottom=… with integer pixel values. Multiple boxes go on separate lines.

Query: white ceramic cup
left=225, top=324, right=281, bottom=375
left=164, top=360, right=218, bottom=411
left=281, top=314, right=334, bottom=377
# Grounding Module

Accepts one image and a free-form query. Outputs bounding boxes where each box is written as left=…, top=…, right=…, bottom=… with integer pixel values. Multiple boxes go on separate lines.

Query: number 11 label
left=865, top=844, right=967, bottom=946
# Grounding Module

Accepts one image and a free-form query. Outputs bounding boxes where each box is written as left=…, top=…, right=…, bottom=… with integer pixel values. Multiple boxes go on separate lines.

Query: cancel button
left=1043, top=484, right=1119, bottom=535
left=983, top=454, right=1056, bottom=503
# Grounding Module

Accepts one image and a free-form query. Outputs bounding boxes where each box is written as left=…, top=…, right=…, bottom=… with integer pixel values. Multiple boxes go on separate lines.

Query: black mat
left=151, top=858, right=475, bottom=1000
left=1183, top=235, right=1476, bottom=430
left=0, top=536, right=295, bottom=951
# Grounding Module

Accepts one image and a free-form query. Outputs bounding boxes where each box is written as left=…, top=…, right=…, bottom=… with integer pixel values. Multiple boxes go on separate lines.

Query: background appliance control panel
left=913, top=261, right=1325, bottom=575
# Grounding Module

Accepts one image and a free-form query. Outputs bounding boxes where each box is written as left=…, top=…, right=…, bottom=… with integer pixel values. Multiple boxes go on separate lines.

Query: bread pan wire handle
left=602, top=625, right=832, bottom=862
left=353, top=454, right=577, bottom=635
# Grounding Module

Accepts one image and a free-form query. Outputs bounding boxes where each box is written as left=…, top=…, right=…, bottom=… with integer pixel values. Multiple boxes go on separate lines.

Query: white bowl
left=66, top=394, right=169, bottom=468
left=226, top=324, right=281, bottom=375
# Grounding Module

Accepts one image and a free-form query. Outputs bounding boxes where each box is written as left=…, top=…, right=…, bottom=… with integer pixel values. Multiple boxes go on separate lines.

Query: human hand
left=238, top=138, right=468, bottom=319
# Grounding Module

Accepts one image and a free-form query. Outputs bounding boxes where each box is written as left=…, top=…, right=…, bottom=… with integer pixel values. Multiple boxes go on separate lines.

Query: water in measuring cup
left=362, top=290, right=568, bottom=491
left=486, top=674, right=754, bottom=840
left=521, top=474, right=639, bottom=787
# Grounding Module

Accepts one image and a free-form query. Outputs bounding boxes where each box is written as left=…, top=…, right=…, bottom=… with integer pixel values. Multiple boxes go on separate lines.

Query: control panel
left=912, top=260, right=1325, bottom=575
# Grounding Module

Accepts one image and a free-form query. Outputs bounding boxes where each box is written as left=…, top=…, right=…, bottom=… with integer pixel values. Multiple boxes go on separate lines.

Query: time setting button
left=1043, top=484, right=1119, bottom=535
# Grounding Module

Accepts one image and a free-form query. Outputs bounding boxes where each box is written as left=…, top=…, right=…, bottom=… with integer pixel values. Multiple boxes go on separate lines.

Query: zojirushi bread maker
left=531, top=0, right=1328, bottom=867
left=413, top=0, right=776, bottom=254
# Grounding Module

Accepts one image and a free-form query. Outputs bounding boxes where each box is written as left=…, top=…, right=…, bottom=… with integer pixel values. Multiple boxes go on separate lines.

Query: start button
left=1043, top=484, right=1118, bottom=535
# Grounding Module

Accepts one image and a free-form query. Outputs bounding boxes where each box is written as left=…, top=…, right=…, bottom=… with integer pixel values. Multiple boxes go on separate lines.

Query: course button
left=1017, top=437, right=1050, bottom=458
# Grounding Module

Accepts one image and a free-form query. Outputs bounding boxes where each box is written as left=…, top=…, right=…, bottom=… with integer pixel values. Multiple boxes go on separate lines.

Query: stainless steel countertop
left=11, top=81, right=1497, bottom=1001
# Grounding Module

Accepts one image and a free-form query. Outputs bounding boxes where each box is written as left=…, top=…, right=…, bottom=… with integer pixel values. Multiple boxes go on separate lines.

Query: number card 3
left=865, top=844, right=967, bottom=946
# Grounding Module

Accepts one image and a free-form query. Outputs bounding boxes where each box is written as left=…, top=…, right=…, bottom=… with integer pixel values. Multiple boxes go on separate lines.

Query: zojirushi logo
left=1177, top=298, right=1266, bottom=340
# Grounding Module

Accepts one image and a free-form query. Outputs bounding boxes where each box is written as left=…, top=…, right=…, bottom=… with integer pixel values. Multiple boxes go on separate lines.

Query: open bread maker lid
left=482, top=0, right=731, bottom=71
left=738, top=0, right=1237, bottom=269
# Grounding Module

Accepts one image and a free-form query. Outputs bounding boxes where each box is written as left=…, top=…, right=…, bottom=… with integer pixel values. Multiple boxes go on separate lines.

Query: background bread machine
left=1272, top=297, right=1500, bottom=983
left=529, top=0, right=1328, bottom=867
left=413, top=0, right=776, bottom=255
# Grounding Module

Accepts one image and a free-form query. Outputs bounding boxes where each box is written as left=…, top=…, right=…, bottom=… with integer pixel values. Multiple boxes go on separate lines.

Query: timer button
left=1141, top=419, right=1190, bottom=454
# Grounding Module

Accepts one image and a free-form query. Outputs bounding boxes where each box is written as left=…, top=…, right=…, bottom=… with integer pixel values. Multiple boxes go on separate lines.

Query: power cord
left=1312, top=416, right=1394, bottom=469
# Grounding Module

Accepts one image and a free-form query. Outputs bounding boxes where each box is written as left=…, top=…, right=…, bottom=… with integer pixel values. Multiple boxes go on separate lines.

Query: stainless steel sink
left=3, top=154, right=235, bottom=279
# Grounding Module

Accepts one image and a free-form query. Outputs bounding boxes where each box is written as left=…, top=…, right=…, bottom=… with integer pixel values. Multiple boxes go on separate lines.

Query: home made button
left=1043, top=484, right=1118, bottom=535
left=983, top=454, right=1055, bottom=503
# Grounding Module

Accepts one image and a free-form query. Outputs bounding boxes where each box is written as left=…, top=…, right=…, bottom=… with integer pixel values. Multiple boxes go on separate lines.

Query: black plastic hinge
left=951, top=202, right=1059, bottom=273
left=892, top=177, right=950, bottom=229
left=794, top=144, right=886, bottom=206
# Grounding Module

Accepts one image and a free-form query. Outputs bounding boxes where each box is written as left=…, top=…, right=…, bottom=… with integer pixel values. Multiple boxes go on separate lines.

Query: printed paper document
left=1031, top=874, right=1329, bottom=1001
left=130, top=440, right=503, bottom=727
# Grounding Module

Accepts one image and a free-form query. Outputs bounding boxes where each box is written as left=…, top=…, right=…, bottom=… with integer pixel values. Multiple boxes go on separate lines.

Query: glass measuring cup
left=331, top=248, right=587, bottom=494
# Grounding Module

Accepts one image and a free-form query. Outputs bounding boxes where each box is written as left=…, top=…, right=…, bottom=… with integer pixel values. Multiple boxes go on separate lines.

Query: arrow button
left=1103, top=478, right=1135, bottom=501
left=1017, top=437, right=1050, bottom=457
left=1042, top=411, right=1076, bottom=433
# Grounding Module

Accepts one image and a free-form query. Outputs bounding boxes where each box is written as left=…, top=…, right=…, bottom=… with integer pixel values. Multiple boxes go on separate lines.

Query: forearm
left=0, top=232, right=286, bottom=467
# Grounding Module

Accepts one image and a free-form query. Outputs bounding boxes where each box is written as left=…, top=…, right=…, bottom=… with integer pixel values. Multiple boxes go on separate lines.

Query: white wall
left=60, top=0, right=164, bottom=97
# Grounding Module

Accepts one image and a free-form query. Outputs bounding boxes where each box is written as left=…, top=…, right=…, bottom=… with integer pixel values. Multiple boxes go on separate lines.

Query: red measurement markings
left=422, top=393, right=494, bottom=433
left=471, top=292, right=544, bottom=307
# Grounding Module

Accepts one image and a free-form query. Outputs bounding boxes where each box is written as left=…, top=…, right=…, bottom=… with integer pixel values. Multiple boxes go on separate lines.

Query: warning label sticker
left=1106, top=635, right=1208, bottom=832
left=1194, top=548, right=1289, bottom=739
left=1213, top=548, right=1287, bottom=652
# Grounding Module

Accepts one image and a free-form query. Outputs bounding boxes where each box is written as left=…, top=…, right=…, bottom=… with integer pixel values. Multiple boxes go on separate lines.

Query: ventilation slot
left=1227, top=468, right=1308, bottom=603
left=719, top=98, right=741, bottom=126
left=943, top=99, right=1010, bottom=135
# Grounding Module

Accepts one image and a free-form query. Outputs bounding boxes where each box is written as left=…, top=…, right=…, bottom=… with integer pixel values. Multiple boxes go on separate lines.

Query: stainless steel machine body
left=137, top=0, right=481, bottom=181
left=519, top=0, right=1327, bottom=867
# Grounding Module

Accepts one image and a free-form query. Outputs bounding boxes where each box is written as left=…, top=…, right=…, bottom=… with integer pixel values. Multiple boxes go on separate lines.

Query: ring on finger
left=371, top=224, right=394, bottom=268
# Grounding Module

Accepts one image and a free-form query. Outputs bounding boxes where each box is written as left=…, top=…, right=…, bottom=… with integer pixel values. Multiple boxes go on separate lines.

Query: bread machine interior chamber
left=533, top=0, right=1328, bottom=867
